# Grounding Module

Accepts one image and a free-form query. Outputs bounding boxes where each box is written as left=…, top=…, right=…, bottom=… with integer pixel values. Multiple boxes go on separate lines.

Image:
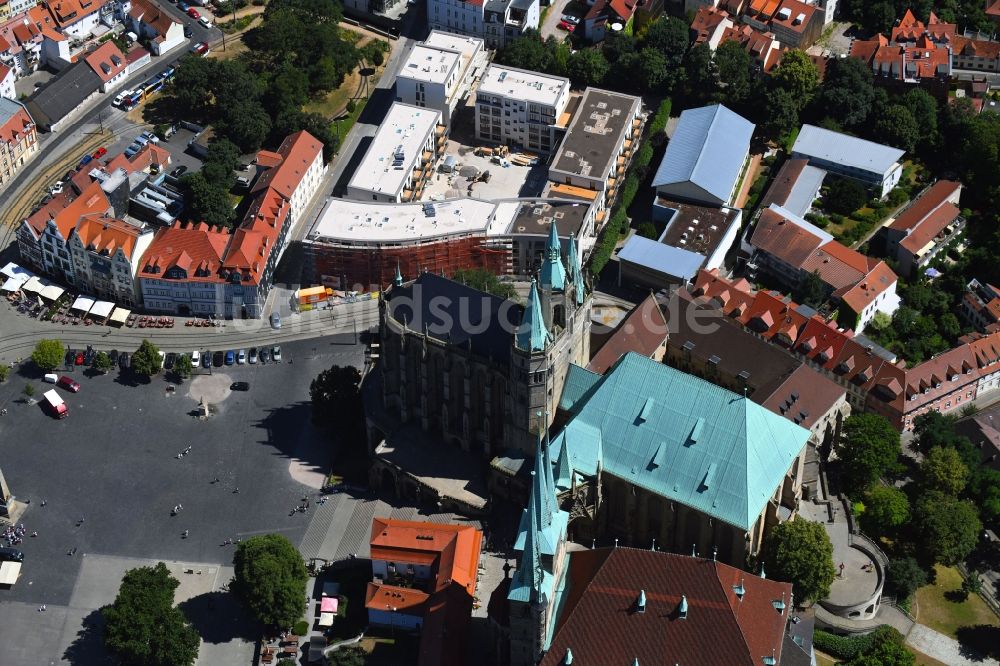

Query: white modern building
left=396, top=30, right=484, bottom=126
left=427, top=0, right=538, bottom=50
left=475, top=65, right=569, bottom=155
left=792, top=124, right=905, bottom=198
left=346, top=102, right=443, bottom=204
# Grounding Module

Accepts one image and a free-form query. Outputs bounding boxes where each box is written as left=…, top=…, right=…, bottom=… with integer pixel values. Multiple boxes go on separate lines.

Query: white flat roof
left=399, top=44, right=461, bottom=85
left=423, top=30, right=483, bottom=63
left=347, top=103, right=441, bottom=198
left=309, top=197, right=501, bottom=244
left=477, top=65, right=569, bottom=107
left=0, top=561, right=21, bottom=586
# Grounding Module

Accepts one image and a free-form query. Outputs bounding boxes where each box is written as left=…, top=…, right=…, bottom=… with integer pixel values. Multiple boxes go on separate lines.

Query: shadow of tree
left=62, top=607, right=113, bottom=665
left=944, top=589, right=970, bottom=603
left=955, top=624, right=1000, bottom=660
left=178, top=590, right=261, bottom=645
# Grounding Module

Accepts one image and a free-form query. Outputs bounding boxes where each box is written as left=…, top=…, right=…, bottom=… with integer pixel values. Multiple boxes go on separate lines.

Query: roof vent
left=636, top=589, right=646, bottom=613
left=650, top=441, right=667, bottom=469
left=763, top=651, right=777, bottom=666
left=638, top=397, right=655, bottom=422
left=689, top=417, right=705, bottom=443
left=701, top=462, right=717, bottom=490
left=772, top=592, right=786, bottom=614
left=678, top=594, right=688, bottom=619
left=733, top=578, right=746, bottom=600
left=563, top=648, right=573, bottom=665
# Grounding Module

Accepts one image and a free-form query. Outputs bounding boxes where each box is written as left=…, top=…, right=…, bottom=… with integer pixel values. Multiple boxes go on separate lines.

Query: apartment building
left=67, top=214, right=153, bottom=307
left=475, top=65, right=569, bottom=155
left=346, top=102, right=443, bottom=203
left=428, top=0, right=485, bottom=41
left=0, top=97, right=37, bottom=186
left=395, top=30, right=484, bottom=126
left=880, top=180, right=963, bottom=277
left=791, top=124, right=904, bottom=197
left=0, top=62, right=13, bottom=98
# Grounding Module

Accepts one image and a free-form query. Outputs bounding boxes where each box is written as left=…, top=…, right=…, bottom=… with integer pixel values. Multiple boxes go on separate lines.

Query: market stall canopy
left=1, top=275, right=27, bottom=292
left=0, top=262, right=31, bottom=280
left=109, top=307, right=131, bottom=325
left=71, top=296, right=95, bottom=314
left=318, top=612, right=335, bottom=627
left=39, top=283, right=64, bottom=301
left=320, top=596, right=338, bottom=613
left=21, top=276, right=43, bottom=294
left=89, top=300, right=114, bottom=319
left=0, top=561, right=21, bottom=586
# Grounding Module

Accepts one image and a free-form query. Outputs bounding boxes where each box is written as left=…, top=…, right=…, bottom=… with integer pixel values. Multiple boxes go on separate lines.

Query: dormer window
left=678, top=594, right=688, bottom=619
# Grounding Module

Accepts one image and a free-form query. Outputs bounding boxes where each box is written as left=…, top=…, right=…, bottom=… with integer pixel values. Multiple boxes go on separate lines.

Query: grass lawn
left=915, top=565, right=1000, bottom=638
left=815, top=650, right=836, bottom=666
left=302, top=36, right=375, bottom=119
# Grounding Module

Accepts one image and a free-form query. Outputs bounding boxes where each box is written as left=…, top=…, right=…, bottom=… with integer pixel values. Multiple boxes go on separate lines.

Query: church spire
left=393, top=260, right=403, bottom=287
left=567, top=231, right=584, bottom=306
left=513, top=472, right=546, bottom=605
left=555, top=435, right=573, bottom=491
left=538, top=222, right=567, bottom=291
left=542, top=414, right=557, bottom=506
left=516, top=278, right=551, bottom=352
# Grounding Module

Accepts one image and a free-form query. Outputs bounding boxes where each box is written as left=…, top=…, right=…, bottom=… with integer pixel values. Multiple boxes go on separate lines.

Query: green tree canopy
left=968, top=467, right=1000, bottom=528
left=103, top=562, right=200, bottom=666
left=817, top=57, right=875, bottom=129
left=31, top=339, right=64, bottom=371
left=824, top=176, right=868, bottom=216
left=131, top=339, right=162, bottom=378
left=566, top=49, right=609, bottom=89
left=887, top=557, right=928, bottom=600
left=93, top=351, right=114, bottom=374
left=713, top=40, right=751, bottom=106
left=174, top=354, right=193, bottom=380
left=232, top=534, right=308, bottom=629
left=452, top=268, right=518, bottom=300
left=861, top=485, right=910, bottom=535
left=762, top=518, right=836, bottom=602
left=920, top=446, right=969, bottom=495
left=842, top=625, right=914, bottom=666
left=327, top=646, right=366, bottom=666
left=873, top=104, right=920, bottom=153
left=771, top=49, right=819, bottom=103
left=837, top=414, right=901, bottom=495
left=495, top=30, right=550, bottom=72
left=180, top=172, right=237, bottom=229
left=914, top=490, right=982, bottom=565
left=309, top=365, right=363, bottom=434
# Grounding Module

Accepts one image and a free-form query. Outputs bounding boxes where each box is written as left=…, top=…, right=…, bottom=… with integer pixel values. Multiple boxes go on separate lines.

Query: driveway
left=540, top=0, right=578, bottom=41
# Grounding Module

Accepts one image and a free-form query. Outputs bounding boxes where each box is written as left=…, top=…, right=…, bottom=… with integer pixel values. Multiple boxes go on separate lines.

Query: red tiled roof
left=891, top=8, right=955, bottom=43
left=128, top=0, right=178, bottom=37
left=0, top=104, right=33, bottom=145
left=50, top=181, right=111, bottom=239
left=989, top=0, right=1000, bottom=18
left=539, top=549, right=792, bottom=666
left=691, top=6, right=731, bottom=45
left=889, top=180, right=961, bottom=232
left=751, top=207, right=824, bottom=267
left=770, top=0, right=816, bottom=35
left=758, top=158, right=807, bottom=210
left=72, top=214, right=143, bottom=260
left=365, top=582, right=429, bottom=612
left=47, top=0, right=109, bottom=29
left=369, top=517, right=482, bottom=596
left=720, top=23, right=780, bottom=70
left=139, top=222, right=230, bottom=282
left=251, top=130, right=322, bottom=201
left=953, top=35, right=1000, bottom=59
left=83, top=41, right=126, bottom=83
left=837, top=261, right=897, bottom=313
left=898, top=202, right=960, bottom=254
left=587, top=293, right=667, bottom=374
left=801, top=242, right=869, bottom=291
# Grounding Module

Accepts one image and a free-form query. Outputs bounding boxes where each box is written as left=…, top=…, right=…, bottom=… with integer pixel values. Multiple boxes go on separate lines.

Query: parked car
left=187, top=7, right=200, bottom=18
left=271, top=346, right=281, bottom=362
left=202, top=351, right=212, bottom=369
left=178, top=0, right=190, bottom=10
left=170, top=165, right=188, bottom=178
left=198, top=16, right=212, bottom=28
left=561, top=14, right=579, bottom=24
left=191, top=42, right=210, bottom=56
left=164, top=352, right=177, bottom=370
left=112, top=91, right=128, bottom=107
left=183, top=24, right=193, bottom=38
left=57, top=376, right=80, bottom=392
left=212, top=351, right=224, bottom=367
left=224, top=350, right=235, bottom=365
left=235, top=175, right=251, bottom=188
left=50, top=181, right=64, bottom=195
left=43, top=373, right=58, bottom=384
left=191, top=350, right=201, bottom=366
left=270, top=312, right=281, bottom=329
left=0, top=547, right=24, bottom=563
left=259, top=348, right=269, bottom=364
left=124, top=145, right=140, bottom=159
left=248, top=347, right=258, bottom=364
left=92, top=147, right=107, bottom=160
left=141, top=131, right=160, bottom=144
left=237, top=349, right=246, bottom=364
left=78, top=154, right=93, bottom=167
left=230, top=381, right=250, bottom=391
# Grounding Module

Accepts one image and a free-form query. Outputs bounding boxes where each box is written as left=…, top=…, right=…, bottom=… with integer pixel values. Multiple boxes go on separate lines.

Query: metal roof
left=651, top=104, right=755, bottom=204
left=792, top=124, right=905, bottom=176
left=551, top=354, right=810, bottom=531
left=618, top=235, right=705, bottom=282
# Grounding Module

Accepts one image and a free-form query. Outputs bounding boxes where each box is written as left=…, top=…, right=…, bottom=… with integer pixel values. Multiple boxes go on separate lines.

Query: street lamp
left=387, top=604, right=398, bottom=638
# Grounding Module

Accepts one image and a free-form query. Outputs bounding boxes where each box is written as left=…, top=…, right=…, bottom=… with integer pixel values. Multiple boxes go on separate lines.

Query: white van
left=191, top=350, right=201, bottom=366
left=43, top=373, right=58, bottom=384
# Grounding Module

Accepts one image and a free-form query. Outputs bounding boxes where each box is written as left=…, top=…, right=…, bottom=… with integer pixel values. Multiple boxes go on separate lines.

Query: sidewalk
left=906, top=624, right=999, bottom=666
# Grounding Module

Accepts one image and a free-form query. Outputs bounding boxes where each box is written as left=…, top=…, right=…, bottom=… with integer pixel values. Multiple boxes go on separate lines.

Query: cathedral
left=377, top=224, right=592, bottom=457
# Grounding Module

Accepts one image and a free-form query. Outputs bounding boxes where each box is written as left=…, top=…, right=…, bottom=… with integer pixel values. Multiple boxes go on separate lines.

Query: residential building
left=43, top=0, right=113, bottom=40
left=475, top=64, right=569, bottom=155
left=0, top=62, right=14, bottom=98
left=365, top=518, right=482, bottom=666
left=375, top=226, right=591, bottom=458
left=482, top=0, right=539, bottom=50
left=690, top=5, right=734, bottom=49
left=747, top=204, right=899, bottom=332
left=989, top=0, right=1000, bottom=27
left=0, top=97, right=37, bottom=185
left=849, top=10, right=953, bottom=96
left=395, top=31, right=484, bottom=126
left=692, top=269, right=1000, bottom=430
left=880, top=180, right=963, bottom=276
left=618, top=202, right=742, bottom=288
left=757, top=157, right=826, bottom=219
left=719, top=22, right=782, bottom=71
left=951, top=34, right=1000, bottom=73
left=67, top=214, right=153, bottom=306
left=955, top=407, right=1000, bottom=471
left=138, top=222, right=230, bottom=316
left=346, top=102, right=443, bottom=203
left=764, top=0, right=821, bottom=48
left=547, top=87, right=642, bottom=215
left=581, top=0, right=639, bottom=43
left=535, top=549, right=804, bottom=666
left=125, top=0, right=184, bottom=56
left=82, top=41, right=126, bottom=93
left=25, top=57, right=102, bottom=131
left=428, top=0, right=485, bottom=43
left=791, top=124, right=904, bottom=197
left=651, top=104, right=755, bottom=207
left=6, top=0, right=39, bottom=17
left=501, top=198, right=596, bottom=276
left=961, top=278, right=1000, bottom=333
left=0, top=7, right=70, bottom=77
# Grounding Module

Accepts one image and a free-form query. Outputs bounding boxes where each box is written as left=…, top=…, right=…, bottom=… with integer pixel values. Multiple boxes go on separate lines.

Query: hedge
left=647, top=98, right=672, bottom=146
left=813, top=626, right=902, bottom=660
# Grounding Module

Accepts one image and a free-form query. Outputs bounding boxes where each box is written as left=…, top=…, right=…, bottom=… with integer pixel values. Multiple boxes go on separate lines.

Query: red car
left=92, top=147, right=107, bottom=159
left=191, top=42, right=210, bottom=56
left=57, top=376, right=80, bottom=393
left=74, top=352, right=84, bottom=365
left=187, top=7, right=200, bottom=18
left=557, top=20, right=574, bottom=32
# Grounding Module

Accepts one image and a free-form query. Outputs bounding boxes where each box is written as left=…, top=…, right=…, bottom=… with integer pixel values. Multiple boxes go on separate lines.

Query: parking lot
left=0, top=336, right=365, bottom=665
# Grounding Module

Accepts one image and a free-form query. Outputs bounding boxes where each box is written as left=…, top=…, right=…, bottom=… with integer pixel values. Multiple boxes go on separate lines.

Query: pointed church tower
left=539, top=222, right=567, bottom=292
left=516, top=278, right=552, bottom=352
left=393, top=260, right=403, bottom=287
left=554, top=435, right=573, bottom=491
left=567, top=232, right=584, bottom=307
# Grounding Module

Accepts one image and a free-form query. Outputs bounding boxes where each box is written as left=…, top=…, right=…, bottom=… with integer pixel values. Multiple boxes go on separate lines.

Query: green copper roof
left=558, top=364, right=601, bottom=413
left=555, top=431, right=573, bottom=491
left=551, top=353, right=809, bottom=531
left=516, top=279, right=552, bottom=352
left=393, top=261, right=403, bottom=287
left=568, top=232, right=584, bottom=306
left=539, top=222, right=567, bottom=291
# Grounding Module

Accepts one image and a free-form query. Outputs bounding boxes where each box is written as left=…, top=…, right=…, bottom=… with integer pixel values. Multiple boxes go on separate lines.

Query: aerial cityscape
left=0, top=0, right=999, bottom=664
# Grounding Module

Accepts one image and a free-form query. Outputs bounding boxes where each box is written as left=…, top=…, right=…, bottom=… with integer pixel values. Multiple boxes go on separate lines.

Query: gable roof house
left=82, top=41, right=126, bottom=92
left=125, top=0, right=184, bottom=56
left=849, top=9, right=953, bottom=96
left=0, top=97, right=38, bottom=186
left=691, top=5, right=734, bottom=50
left=791, top=124, right=905, bottom=197
left=581, top=0, right=638, bottom=42
left=0, top=6, right=71, bottom=76
left=44, top=0, right=113, bottom=40
left=651, top=104, right=755, bottom=208
left=24, top=55, right=102, bottom=131
left=880, top=180, right=963, bottom=277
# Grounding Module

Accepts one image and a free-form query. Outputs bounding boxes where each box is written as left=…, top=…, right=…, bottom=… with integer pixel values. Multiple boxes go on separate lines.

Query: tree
left=103, top=562, right=200, bottom=666
left=327, top=647, right=366, bottom=666
left=452, top=267, right=518, bottom=300
left=861, top=485, right=910, bottom=535
left=914, top=490, right=982, bottom=565
left=0, top=364, right=8, bottom=382
left=204, top=138, right=241, bottom=174
left=174, top=354, right=193, bottom=380
left=842, top=625, right=914, bottom=666
left=180, top=172, right=236, bottom=228
left=873, top=105, right=920, bottom=153
left=640, top=16, right=689, bottom=63
left=496, top=30, right=551, bottom=72
left=920, top=446, right=969, bottom=495
left=771, top=49, right=819, bottom=103
left=131, top=339, right=162, bottom=378
left=887, top=557, right=928, bottom=600
left=23, top=384, right=34, bottom=399
left=636, top=48, right=669, bottom=93
left=837, top=414, right=901, bottom=495
left=219, top=100, right=272, bottom=153
left=796, top=270, right=826, bottom=308
left=713, top=40, right=751, bottom=106
left=902, top=87, right=939, bottom=147
left=31, top=339, right=64, bottom=371
left=967, top=467, right=1000, bottom=527
left=637, top=222, right=658, bottom=239
left=824, top=177, right=868, bottom=216
left=566, top=49, right=608, bottom=89
left=232, top=534, right=308, bottom=628
left=761, top=518, right=836, bottom=602
left=681, top=42, right=714, bottom=106
left=817, top=57, right=875, bottom=129
left=764, top=87, right=802, bottom=140
left=93, top=351, right=114, bottom=374
left=309, top=365, right=362, bottom=427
